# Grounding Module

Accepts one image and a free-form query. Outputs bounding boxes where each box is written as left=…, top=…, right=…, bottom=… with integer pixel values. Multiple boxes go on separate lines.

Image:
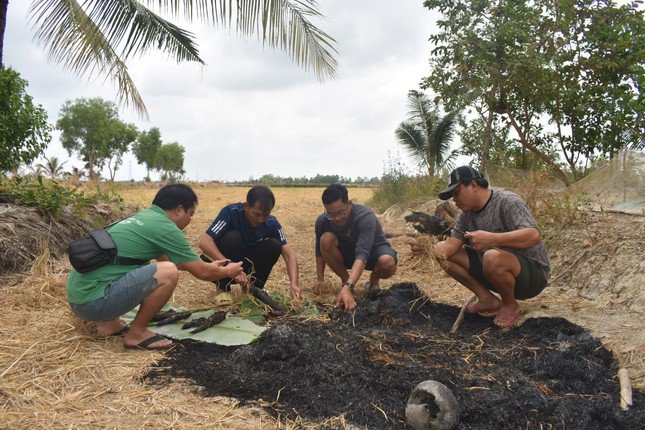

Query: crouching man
left=67, top=184, right=243, bottom=350
left=428, top=166, right=550, bottom=329
left=315, top=184, right=398, bottom=311
left=198, top=185, right=303, bottom=300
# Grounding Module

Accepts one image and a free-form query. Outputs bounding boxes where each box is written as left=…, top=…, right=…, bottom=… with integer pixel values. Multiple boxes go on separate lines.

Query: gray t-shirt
left=315, top=203, right=390, bottom=263
left=452, top=190, right=551, bottom=278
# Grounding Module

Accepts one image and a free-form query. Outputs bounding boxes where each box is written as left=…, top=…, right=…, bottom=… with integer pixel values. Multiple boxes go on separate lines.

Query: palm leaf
left=396, top=121, right=429, bottom=169
left=29, top=0, right=153, bottom=116
left=431, top=109, right=459, bottom=168
left=29, top=0, right=338, bottom=117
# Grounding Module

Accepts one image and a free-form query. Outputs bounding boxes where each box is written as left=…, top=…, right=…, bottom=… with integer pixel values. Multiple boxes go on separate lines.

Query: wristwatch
left=342, top=281, right=355, bottom=290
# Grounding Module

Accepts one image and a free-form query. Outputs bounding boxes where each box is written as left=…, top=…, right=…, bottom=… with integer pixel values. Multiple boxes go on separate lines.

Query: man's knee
left=482, top=250, right=515, bottom=278
left=376, top=255, right=397, bottom=277
left=262, top=238, right=282, bottom=257
left=219, top=230, right=245, bottom=256
left=154, top=261, right=179, bottom=287
left=432, top=241, right=465, bottom=270
left=320, top=232, right=338, bottom=251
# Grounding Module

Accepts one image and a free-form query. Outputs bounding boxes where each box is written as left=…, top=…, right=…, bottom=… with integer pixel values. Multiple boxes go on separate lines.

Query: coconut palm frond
left=238, top=0, right=337, bottom=80
left=149, top=0, right=338, bottom=79
left=437, top=147, right=460, bottom=173
left=86, top=0, right=203, bottom=62
left=29, top=0, right=150, bottom=116
left=396, top=121, right=429, bottom=168
left=432, top=110, right=459, bottom=167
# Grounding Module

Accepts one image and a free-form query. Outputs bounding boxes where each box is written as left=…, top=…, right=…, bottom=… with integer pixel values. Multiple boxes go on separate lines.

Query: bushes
left=0, top=175, right=122, bottom=217
left=368, top=163, right=444, bottom=213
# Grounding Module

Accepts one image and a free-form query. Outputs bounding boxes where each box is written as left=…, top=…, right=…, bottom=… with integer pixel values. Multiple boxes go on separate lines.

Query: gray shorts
left=70, top=264, right=159, bottom=322
left=339, top=243, right=398, bottom=271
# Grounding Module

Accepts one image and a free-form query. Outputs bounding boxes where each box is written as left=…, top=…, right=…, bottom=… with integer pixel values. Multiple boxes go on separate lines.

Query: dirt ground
left=0, top=185, right=642, bottom=428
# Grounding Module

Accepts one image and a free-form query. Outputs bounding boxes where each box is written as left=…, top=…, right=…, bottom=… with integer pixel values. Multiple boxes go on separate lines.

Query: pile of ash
left=145, top=283, right=642, bottom=429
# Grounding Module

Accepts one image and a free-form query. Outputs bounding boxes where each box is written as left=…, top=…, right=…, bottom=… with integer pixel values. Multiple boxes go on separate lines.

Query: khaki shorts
left=466, top=246, right=547, bottom=300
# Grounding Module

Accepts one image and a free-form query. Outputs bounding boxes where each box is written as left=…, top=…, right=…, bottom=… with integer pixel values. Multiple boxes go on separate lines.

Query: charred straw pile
left=145, top=283, right=643, bottom=429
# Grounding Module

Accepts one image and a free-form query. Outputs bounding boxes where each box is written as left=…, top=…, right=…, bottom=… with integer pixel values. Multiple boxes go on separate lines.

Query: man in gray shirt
left=315, top=184, right=398, bottom=311
left=424, top=166, right=550, bottom=329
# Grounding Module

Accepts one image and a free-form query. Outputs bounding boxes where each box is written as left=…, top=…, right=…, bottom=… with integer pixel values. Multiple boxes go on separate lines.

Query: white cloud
left=4, top=0, right=439, bottom=181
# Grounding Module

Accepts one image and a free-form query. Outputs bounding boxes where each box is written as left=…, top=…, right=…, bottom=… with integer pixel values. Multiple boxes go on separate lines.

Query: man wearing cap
left=315, top=184, right=398, bottom=311
left=417, top=166, right=550, bottom=329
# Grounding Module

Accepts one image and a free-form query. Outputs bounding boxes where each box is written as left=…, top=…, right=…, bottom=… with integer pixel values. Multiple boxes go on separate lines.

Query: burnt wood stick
left=451, top=295, right=477, bottom=334
left=251, top=287, right=287, bottom=315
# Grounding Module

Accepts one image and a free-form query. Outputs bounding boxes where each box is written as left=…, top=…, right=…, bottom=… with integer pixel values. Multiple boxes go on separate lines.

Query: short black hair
left=247, top=185, right=275, bottom=211
left=322, top=184, right=349, bottom=205
left=152, top=183, right=198, bottom=210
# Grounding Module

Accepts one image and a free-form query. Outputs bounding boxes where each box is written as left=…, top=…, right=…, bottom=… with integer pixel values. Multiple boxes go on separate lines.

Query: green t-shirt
left=67, top=205, right=199, bottom=304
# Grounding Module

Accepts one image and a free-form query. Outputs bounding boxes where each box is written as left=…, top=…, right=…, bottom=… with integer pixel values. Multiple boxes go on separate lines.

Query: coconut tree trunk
left=0, top=0, right=8, bottom=67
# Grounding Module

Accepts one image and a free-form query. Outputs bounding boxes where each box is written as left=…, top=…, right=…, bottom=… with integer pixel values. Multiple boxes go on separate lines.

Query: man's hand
left=290, top=284, right=304, bottom=301
left=335, top=285, right=356, bottom=311
left=214, top=259, right=230, bottom=267
left=224, top=261, right=244, bottom=279
left=234, top=271, right=249, bottom=291
left=407, top=239, right=426, bottom=256
left=464, top=230, right=497, bottom=251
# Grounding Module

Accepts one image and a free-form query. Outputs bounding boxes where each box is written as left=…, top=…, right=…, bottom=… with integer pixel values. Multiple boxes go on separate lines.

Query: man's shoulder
left=493, top=189, right=525, bottom=203
left=223, top=202, right=244, bottom=212
left=352, top=202, right=376, bottom=217
left=264, top=215, right=282, bottom=229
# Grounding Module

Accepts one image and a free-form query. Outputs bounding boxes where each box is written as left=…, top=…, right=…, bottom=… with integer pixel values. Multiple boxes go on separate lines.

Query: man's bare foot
left=494, top=304, right=524, bottom=330
left=466, top=297, right=501, bottom=315
left=124, top=328, right=173, bottom=350
left=95, top=319, right=129, bottom=337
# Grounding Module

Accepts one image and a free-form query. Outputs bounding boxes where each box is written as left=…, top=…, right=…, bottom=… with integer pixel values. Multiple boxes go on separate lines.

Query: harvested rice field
left=0, top=184, right=643, bottom=429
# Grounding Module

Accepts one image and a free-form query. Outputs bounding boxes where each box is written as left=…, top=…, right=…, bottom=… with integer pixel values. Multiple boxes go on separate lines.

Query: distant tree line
left=230, top=174, right=380, bottom=187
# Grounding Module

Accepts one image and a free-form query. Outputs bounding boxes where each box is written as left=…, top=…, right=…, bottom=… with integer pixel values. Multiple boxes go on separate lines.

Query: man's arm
left=335, top=259, right=363, bottom=311
left=280, top=244, right=303, bottom=300
left=316, top=256, right=326, bottom=282
left=198, top=233, right=227, bottom=261
left=176, top=259, right=243, bottom=282
left=465, top=227, right=540, bottom=251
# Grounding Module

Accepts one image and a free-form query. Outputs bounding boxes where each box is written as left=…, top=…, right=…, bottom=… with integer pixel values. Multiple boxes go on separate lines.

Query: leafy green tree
left=132, top=127, right=162, bottom=180
left=35, top=155, right=67, bottom=179
left=0, top=67, right=51, bottom=172
left=57, top=97, right=138, bottom=181
left=0, top=1, right=337, bottom=117
left=422, top=0, right=643, bottom=186
left=156, top=142, right=185, bottom=182
left=395, top=90, right=459, bottom=177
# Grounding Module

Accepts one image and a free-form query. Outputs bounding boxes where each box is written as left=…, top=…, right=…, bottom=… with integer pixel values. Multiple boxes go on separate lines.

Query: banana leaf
left=122, top=306, right=266, bottom=346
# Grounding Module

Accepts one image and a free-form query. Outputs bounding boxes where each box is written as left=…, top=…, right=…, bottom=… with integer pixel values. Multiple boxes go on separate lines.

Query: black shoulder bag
left=68, top=218, right=148, bottom=273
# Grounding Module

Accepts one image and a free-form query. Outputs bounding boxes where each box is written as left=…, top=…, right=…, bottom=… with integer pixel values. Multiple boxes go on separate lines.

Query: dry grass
left=0, top=185, right=642, bottom=429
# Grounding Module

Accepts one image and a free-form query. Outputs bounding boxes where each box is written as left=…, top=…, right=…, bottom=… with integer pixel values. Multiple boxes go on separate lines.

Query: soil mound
left=145, top=283, right=643, bottom=429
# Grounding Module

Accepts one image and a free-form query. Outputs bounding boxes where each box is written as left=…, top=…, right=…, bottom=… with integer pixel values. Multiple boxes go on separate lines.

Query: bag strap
left=114, top=256, right=149, bottom=266
left=105, top=215, right=149, bottom=266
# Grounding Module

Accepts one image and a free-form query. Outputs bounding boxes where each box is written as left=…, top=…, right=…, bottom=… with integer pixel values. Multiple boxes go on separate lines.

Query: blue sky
left=5, top=1, right=440, bottom=181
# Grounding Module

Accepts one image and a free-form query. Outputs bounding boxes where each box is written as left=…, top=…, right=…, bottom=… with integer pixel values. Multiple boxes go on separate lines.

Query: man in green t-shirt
left=67, top=184, right=243, bottom=350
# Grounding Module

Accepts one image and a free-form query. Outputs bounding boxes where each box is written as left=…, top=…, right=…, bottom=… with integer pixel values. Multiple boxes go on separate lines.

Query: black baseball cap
left=438, top=166, right=488, bottom=200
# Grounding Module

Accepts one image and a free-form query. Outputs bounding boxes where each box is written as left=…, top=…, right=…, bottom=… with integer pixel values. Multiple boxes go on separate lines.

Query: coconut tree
left=395, top=90, right=459, bottom=177
left=36, top=155, right=67, bottom=179
left=0, top=1, right=337, bottom=117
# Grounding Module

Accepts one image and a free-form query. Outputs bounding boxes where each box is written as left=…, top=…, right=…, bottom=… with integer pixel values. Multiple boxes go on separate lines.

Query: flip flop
left=110, top=323, right=130, bottom=336
left=91, top=322, right=130, bottom=337
left=124, top=334, right=173, bottom=351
